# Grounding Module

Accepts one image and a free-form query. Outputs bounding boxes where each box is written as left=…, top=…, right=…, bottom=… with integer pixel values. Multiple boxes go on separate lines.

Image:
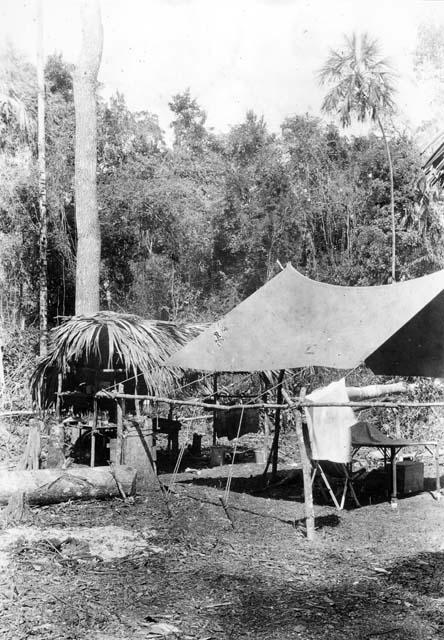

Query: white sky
left=0, top=0, right=443, bottom=141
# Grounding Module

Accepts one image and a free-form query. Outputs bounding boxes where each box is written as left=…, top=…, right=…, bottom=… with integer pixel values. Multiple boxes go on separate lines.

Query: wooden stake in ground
left=212, top=373, right=218, bottom=445
left=90, top=398, right=98, bottom=468
left=17, top=419, right=42, bottom=471
left=116, top=384, right=124, bottom=464
left=131, top=418, right=172, bottom=517
left=109, top=462, right=127, bottom=500
left=134, top=366, right=141, bottom=416
left=219, top=496, right=235, bottom=529
left=283, top=387, right=315, bottom=541
left=271, top=370, right=285, bottom=479
left=0, top=491, right=28, bottom=527
left=55, top=373, right=63, bottom=420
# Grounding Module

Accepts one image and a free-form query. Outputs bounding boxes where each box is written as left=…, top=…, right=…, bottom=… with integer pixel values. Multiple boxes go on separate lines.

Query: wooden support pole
left=116, top=383, right=123, bottom=465
left=121, top=391, right=126, bottom=420
left=55, top=373, right=63, bottom=420
left=134, top=367, right=141, bottom=417
left=394, top=410, right=401, bottom=439
left=435, top=443, right=441, bottom=498
left=212, top=373, right=218, bottom=446
left=90, top=398, right=98, bottom=468
left=263, top=411, right=270, bottom=451
left=260, top=373, right=270, bottom=451
left=167, top=404, right=175, bottom=455
left=90, top=431, right=95, bottom=468
left=261, top=434, right=274, bottom=479
left=271, top=370, right=285, bottom=479
left=283, top=387, right=315, bottom=541
left=391, top=448, right=398, bottom=507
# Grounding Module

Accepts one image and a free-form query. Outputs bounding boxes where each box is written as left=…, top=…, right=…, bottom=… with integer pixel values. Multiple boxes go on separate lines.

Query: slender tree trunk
left=37, top=0, right=47, bottom=355
left=0, top=334, right=5, bottom=410
left=377, top=117, right=396, bottom=282
left=73, top=0, right=103, bottom=315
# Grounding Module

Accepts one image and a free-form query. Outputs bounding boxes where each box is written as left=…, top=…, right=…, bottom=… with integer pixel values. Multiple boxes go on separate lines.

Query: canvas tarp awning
left=168, top=264, right=444, bottom=376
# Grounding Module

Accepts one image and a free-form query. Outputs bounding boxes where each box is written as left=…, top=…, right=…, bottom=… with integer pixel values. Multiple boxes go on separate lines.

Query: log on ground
left=0, top=465, right=137, bottom=506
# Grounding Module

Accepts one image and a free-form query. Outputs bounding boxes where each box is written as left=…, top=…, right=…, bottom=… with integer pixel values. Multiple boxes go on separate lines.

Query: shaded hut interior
left=30, top=312, right=206, bottom=468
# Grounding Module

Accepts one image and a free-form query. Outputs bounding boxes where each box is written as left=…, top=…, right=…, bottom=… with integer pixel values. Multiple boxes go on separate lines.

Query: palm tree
left=319, top=33, right=397, bottom=281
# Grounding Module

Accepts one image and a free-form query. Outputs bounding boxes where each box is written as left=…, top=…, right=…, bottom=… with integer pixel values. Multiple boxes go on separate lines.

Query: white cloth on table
left=304, top=378, right=355, bottom=463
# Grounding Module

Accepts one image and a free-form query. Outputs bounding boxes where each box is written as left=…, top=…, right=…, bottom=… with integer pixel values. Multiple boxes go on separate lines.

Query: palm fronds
left=319, top=32, right=396, bottom=127
left=0, top=86, right=34, bottom=141
left=30, top=312, right=206, bottom=409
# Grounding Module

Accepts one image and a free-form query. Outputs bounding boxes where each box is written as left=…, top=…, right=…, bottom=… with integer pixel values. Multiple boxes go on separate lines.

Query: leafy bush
left=2, top=324, right=38, bottom=411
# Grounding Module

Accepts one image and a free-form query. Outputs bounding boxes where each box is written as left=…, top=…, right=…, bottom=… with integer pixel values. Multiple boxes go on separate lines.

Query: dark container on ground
left=209, top=445, right=229, bottom=467
left=396, top=460, right=424, bottom=494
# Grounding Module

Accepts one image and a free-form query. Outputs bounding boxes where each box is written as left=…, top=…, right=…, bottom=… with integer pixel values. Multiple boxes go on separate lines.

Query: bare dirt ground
left=1, top=453, right=444, bottom=640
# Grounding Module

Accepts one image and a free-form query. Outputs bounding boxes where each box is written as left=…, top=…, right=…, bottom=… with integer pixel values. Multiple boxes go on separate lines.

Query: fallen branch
left=201, top=601, right=234, bottom=609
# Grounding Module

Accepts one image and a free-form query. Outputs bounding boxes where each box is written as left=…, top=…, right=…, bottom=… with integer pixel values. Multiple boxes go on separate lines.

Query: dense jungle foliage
left=1, top=47, right=444, bottom=341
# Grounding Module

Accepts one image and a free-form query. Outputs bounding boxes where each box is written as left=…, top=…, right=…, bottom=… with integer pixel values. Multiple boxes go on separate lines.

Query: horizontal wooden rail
left=92, top=391, right=444, bottom=411
left=95, top=391, right=285, bottom=411
left=299, top=401, right=444, bottom=408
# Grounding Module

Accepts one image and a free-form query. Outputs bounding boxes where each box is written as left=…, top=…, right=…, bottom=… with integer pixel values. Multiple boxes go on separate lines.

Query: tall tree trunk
left=377, top=117, right=396, bottom=282
left=73, top=0, right=103, bottom=315
left=0, top=333, right=5, bottom=410
left=37, top=0, right=48, bottom=355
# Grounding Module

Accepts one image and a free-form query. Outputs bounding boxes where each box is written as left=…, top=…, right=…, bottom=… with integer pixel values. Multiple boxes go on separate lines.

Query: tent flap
left=167, top=265, right=444, bottom=375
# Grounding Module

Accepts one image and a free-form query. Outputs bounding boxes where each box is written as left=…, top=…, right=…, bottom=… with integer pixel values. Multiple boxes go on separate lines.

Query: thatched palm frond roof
left=31, top=312, right=206, bottom=409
